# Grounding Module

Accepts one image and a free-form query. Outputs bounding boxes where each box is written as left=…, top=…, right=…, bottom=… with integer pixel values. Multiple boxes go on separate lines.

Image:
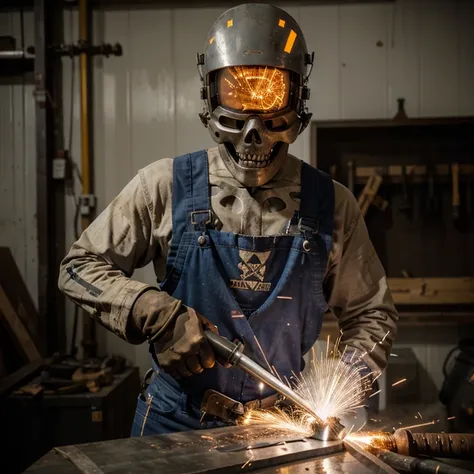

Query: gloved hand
left=130, top=290, right=216, bottom=378
left=154, top=307, right=216, bottom=378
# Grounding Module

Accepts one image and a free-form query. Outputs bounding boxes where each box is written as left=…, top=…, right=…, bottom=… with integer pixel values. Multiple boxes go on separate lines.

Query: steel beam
left=34, top=0, right=66, bottom=355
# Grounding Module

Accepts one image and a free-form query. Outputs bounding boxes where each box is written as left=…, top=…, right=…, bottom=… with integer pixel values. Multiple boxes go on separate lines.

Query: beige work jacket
left=59, top=146, right=398, bottom=375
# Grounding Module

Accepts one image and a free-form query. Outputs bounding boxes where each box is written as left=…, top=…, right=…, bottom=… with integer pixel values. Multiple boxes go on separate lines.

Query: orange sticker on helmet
left=284, top=30, right=297, bottom=54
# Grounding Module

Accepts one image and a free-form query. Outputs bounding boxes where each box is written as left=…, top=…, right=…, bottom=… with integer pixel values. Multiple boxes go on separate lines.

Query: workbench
left=25, top=402, right=474, bottom=473
left=25, top=424, right=375, bottom=474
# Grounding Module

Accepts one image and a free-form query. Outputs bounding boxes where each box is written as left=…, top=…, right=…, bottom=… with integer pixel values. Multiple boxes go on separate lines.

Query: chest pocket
left=224, top=244, right=288, bottom=317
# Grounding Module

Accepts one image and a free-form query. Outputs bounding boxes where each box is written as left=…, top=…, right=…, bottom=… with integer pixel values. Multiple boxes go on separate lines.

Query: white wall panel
left=418, top=0, right=459, bottom=116
left=172, top=8, right=222, bottom=156
left=129, top=9, right=176, bottom=168
left=387, top=0, right=421, bottom=117
left=296, top=5, right=340, bottom=162
left=457, top=0, right=474, bottom=116
left=339, top=3, right=390, bottom=119
left=0, top=11, right=37, bottom=307
left=300, top=5, right=341, bottom=121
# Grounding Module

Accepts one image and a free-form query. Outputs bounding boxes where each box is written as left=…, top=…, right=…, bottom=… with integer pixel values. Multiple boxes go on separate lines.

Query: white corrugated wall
left=0, top=10, right=37, bottom=305
left=1, top=0, right=473, bottom=386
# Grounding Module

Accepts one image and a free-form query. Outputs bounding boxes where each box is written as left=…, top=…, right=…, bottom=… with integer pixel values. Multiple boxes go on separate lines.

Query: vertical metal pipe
left=35, top=0, right=66, bottom=355
left=78, top=0, right=97, bottom=358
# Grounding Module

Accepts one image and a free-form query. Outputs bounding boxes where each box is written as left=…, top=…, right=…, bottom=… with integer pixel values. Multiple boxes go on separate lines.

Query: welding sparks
left=369, top=389, right=381, bottom=399
left=392, top=378, right=407, bottom=387
left=294, top=345, right=373, bottom=421
left=254, top=335, right=275, bottom=375
left=240, top=408, right=315, bottom=437
left=345, top=431, right=394, bottom=450
left=242, top=334, right=379, bottom=438
left=241, top=454, right=255, bottom=469
left=399, top=420, right=436, bottom=430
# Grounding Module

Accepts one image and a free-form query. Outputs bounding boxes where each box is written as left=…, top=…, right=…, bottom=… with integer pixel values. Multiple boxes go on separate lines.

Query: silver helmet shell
left=198, top=3, right=314, bottom=187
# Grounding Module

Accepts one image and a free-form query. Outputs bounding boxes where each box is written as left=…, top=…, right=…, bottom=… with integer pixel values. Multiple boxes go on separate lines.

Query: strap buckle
left=297, top=217, right=319, bottom=234
left=190, top=209, right=212, bottom=226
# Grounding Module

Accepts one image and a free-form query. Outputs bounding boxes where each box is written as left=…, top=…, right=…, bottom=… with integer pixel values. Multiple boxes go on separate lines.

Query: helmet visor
left=216, top=66, right=291, bottom=114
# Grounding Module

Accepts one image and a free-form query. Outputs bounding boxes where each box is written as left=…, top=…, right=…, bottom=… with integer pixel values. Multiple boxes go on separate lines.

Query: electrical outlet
left=53, top=157, right=67, bottom=179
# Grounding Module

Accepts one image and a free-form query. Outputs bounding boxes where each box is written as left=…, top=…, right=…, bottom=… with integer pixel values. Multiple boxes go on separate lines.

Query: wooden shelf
left=388, top=277, right=474, bottom=306
left=320, top=278, right=474, bottom=334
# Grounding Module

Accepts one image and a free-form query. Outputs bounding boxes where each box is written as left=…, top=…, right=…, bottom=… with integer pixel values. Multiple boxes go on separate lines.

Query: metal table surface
left=26, top=424, right=376, bottom=474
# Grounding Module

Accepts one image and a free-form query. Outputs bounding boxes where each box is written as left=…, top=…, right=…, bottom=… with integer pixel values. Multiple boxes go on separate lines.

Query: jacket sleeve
left=324, top=184, right=399, bottom=376
left=58, top=169, right=166, bottom=342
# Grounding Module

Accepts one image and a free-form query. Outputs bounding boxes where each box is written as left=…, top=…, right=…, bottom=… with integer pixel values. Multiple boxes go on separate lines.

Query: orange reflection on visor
left=217, top=66, right=290, bottom=113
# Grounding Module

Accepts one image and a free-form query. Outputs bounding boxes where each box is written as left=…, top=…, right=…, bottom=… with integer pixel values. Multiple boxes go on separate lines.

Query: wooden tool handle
left=452, top=163, right=460, bottom=207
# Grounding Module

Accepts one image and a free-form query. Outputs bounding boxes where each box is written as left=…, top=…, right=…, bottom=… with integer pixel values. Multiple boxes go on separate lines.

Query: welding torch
left=204, top=330, right=323, bottom=426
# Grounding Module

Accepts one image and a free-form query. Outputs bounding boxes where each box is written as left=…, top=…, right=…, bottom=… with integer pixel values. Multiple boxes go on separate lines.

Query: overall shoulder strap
left=299, top=161, right=335, bottom=253
left=164, top=150, right=211, bottom=282
left=172, top=149, right=212, bottom=237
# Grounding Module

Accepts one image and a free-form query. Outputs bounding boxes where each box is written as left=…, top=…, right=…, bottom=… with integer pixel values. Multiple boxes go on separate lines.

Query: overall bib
left=131, top=150, right=335, bottom=436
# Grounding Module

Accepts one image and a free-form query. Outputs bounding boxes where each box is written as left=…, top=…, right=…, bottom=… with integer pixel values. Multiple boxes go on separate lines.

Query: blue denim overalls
left=131, top=150, right=334, bottom=436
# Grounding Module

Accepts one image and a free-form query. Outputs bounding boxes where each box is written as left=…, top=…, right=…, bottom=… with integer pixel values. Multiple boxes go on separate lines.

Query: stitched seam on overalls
left=140, top=395, right=153, bottom=436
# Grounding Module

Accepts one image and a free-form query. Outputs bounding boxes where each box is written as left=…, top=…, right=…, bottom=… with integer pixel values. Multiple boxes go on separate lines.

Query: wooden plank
left=0, top=247, right=43, bottom=352
left=388, top=277, right=474, bottom=305
left=0, top=284, right=41, bottom=361
left=0, top=358, right=47, bottom=399
left=355, top=164, right=474, bottom=178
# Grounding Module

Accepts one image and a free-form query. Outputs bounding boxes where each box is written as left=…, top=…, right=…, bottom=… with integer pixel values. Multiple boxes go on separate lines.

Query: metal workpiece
left=27, top=424, right=345, bottom=474
left=204, top=331, right=324, bottom=426
left=254, top=451, right=377, bottom=474
left=311, top=417, right=345, bottom=442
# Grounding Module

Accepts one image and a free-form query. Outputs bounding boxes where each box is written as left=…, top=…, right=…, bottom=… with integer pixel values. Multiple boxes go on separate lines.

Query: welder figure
left=59, top=4, right=398, bottom=436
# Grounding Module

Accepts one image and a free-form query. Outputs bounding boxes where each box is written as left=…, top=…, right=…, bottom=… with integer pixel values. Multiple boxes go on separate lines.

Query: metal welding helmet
left=198, top=3, right=314, bottom=187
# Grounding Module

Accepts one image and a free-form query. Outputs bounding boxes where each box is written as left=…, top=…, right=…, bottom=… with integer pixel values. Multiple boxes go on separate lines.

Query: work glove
left=130, top=290, right=216, bottom=378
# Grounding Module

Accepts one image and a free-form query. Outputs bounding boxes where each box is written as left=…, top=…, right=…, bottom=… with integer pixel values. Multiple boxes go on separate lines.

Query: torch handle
left=410, top=432, right=474, bottom=460
left=204, top=330, right=323, bottom=425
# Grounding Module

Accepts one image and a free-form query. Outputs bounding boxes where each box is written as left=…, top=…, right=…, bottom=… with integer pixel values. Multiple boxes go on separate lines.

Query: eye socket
left=265, top=116, right=291, bottom=132
left=216, top=66, right=290, bottom=113
left=219, top=116, right=245, bottom=130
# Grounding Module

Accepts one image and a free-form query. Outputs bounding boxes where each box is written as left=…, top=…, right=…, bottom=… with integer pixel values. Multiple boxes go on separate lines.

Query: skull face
left=211, top=109, right=300, bottom=187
